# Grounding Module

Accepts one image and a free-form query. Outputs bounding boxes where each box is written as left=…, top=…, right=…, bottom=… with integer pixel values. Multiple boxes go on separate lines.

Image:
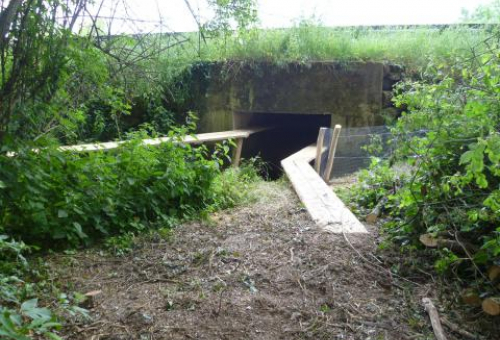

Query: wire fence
left=328, top=125, right=386, bottom=178
left=328, top=123, right=493, bottom=178
left=329, top=125, right=430, bottom=178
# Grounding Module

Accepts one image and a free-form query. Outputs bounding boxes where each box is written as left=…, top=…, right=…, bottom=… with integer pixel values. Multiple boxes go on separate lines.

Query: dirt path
left=52, top=182, right=462, bottom=340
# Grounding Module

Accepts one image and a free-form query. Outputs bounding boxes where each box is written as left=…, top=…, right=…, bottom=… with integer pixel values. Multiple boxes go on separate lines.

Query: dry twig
left=422, top=297, right=447, bottom=340
left=441, top=317, right=477, bottom=340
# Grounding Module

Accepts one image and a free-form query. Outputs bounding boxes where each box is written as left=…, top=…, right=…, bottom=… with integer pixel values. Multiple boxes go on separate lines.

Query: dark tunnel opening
left=234, top=112, right=331, bottom=179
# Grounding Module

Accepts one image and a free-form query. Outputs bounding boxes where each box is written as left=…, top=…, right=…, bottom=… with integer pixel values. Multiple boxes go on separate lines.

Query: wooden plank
left=283, top=144, right=320, bottom=163
left=282, top=145, right=367, bottom=234
left=232, top=138, right=244, bottom=167
left=57, top=129, right=263, bottom=153
left=314, top=127, right=327, bottom=174
left=323, top=124, right=342, bottom=181
left=7, top=128, right=269, bottom=158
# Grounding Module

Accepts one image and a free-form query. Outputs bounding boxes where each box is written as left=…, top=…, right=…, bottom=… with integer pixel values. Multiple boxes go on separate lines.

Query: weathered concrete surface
left=184, top=61, right=385, bottom=132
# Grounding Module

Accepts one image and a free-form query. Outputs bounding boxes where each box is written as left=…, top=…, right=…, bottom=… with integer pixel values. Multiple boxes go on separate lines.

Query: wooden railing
left=8, top=128, right=268, bottom=167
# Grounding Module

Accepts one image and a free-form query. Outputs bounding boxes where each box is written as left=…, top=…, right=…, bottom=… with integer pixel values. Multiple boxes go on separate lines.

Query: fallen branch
left=422, top=297, right=447, bottom=340
left=441, top=317, right=477, bottom=340
left=419, top=234, right=478, bottom=254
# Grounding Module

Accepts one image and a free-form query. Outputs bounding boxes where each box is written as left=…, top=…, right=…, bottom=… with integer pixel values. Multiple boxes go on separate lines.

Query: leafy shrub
left=210, top=156, right=266, bottom=210
left=104, top=232, right=137, bottom=256
left=0, top=298, right=63, bottom=340
left=0, top=235, right=83, bottom=340
left=350, top=158, right=400, bottom=209
left=0, top=128, right=227, bottom=248
left=0, top=129, right=263, bottom=338
left=351, top=33, right=500, bottom=291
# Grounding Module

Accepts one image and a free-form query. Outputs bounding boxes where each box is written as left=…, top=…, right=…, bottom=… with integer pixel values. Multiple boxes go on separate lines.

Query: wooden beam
left=322, top=124, right=342, bottom=181
left=314, top=127, right=327, bottom=174
left=232, top=138, right=244, bottom=167
left=59, top=130, right=258, bottom=152
left=283, top=144, right=320, bottom=163
left=282, top=144, right=367, bottom=234
left=7, top=128, right=270, bottom=159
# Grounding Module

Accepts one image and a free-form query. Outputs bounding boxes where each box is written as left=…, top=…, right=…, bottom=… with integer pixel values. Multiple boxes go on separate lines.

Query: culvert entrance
left=233, top=111, right=331, bottom=178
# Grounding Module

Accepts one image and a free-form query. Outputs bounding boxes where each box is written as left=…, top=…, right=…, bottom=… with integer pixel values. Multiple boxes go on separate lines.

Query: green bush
left=0, top=129, right=262, bottom=338
left=210, top=156, right=265, bottom=210
left=350, top=32, right=500, bottom=291
left=0, top=236, right=74, bottom=340
left=0, top=234, right=91, bottom=340
left=0, top=129, right=226, bottom=248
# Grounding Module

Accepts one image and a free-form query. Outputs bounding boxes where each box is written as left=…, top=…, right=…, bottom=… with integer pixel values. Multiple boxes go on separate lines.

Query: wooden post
left=314, top=127, right=327, bottom=174
left=232, top=138, right=244, bottom=167
left=322, top=124, right=342, bottom=182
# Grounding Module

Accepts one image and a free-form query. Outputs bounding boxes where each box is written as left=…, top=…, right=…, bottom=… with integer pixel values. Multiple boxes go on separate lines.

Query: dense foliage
left=0, top=235, right=89, bottom=340
left=2, top=0, right=500, bottom=336
left=0, top=134, right=264, bottom=339
left=0, top=1, right=261, bottom=338
left=348, top=31, right=500, bottom=294
left=1, top=132, right=224, bottom=248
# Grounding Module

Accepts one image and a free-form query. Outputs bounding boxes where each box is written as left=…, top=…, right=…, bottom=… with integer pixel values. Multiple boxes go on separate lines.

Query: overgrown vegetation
left=0, top=235, right=90, bottom=340
left=0, top=0, right=491, bottom=144
left=1, top=129, right=226, bottom=248
left=173, top=24, right=486, bottom=70
left=0, top=135, right=262, bottom=338
left=344, top=25, right=500, bottom=303
left=3, top=0, right=500, bottom=336
left=0, top=1, right=262, bottom=338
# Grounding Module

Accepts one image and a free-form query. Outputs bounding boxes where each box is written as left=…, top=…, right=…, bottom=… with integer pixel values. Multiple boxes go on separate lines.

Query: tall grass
left=157, top=24, right=486, bottom=73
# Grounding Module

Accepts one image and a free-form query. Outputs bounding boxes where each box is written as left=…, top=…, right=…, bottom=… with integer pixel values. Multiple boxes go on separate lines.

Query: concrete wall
left=180, top=61, right=402, bottom=133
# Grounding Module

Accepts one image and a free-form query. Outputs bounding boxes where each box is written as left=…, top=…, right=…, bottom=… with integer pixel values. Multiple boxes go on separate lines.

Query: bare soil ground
left=51, top=181, right=498, bottom=340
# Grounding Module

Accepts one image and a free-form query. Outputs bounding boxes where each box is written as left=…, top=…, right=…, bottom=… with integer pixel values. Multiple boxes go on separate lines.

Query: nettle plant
left=0, top=126, right=230, bottom=248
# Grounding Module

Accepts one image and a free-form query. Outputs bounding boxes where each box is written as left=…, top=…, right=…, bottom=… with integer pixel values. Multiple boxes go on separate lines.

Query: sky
left=87, top=0, right=495, bottom=34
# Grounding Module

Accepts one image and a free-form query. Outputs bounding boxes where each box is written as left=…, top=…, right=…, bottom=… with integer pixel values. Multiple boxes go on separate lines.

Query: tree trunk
left=0, top=0, right=23, bottom=46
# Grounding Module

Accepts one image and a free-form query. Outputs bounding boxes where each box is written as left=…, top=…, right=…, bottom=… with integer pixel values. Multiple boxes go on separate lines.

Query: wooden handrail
left=7, top=127, right=270, bottom=167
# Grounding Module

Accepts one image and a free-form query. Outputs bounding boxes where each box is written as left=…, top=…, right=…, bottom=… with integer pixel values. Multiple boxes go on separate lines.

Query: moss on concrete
left=182, top=61, right=387, bottom=132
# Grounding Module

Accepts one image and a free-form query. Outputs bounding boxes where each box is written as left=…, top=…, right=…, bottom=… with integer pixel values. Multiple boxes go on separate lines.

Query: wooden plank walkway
left=7, top=128, right=266, bottom=167
left=281, top=145, right=368, bottom=234
left=58, top=130, right=259, bottom=152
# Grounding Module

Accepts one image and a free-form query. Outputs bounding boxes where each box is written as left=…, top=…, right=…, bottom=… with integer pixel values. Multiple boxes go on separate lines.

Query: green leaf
left=24, top=307, right=52, bottom=322
left=20, top=299, right=38, bottom=312
left=0, top=311, right=18, bottom=333
left=57, top=209, right=68, bottom=218
left=9, top=313, right=22, bottom=327
left=459, top=150, right=474, bottom=165
left=476, top=174, right=488, bottom=188
left=46, top=333, right=64, bottom=340
left=73, top=222, right=88, bottom=239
